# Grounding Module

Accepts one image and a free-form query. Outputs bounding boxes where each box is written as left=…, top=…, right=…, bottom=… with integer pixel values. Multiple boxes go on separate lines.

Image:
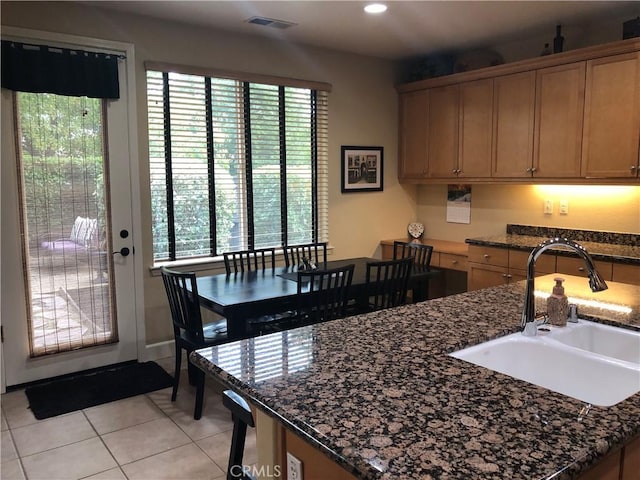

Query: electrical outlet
left=559, top=199, right=569, bottom=215
left=543, top=199, right=553, bottom=214
left=287, top=452, right=303, bottom=480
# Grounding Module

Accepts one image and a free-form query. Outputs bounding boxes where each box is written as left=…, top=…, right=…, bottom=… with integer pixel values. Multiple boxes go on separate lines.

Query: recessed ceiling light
left=364, top=3, right=387, bottom=14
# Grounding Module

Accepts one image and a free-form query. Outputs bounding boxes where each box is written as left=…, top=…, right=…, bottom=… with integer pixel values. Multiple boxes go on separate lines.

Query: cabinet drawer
left=438, top=253, right=466, bottom=271
left=468, top=246, right=508, bottom=267
left=612, top=263, right=640, bottom=286
left=509, top=249, right=556, bottom=273
left=556, top=256, right=613, bottom=280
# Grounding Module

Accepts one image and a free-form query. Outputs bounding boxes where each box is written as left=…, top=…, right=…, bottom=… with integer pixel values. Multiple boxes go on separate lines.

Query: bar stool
left=223, top=390, right=257, bottom=480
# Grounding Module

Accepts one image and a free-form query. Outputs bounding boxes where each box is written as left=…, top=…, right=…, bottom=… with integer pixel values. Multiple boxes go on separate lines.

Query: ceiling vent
left=246, top=16, right=297, bottom=30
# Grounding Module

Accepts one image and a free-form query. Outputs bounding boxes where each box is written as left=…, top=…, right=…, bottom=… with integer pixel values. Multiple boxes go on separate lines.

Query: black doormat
left=25, top=361, right=174, bottom=420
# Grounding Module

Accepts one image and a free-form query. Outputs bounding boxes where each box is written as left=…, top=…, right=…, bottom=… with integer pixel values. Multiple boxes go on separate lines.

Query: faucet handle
left=568, top=304, right=579, bottom=323
left=534, top=311, right=549, bottom=325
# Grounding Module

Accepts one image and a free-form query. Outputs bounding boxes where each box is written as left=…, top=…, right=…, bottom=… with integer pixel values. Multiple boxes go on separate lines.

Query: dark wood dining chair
left=295, top=263, right=355, bottom=325
left=223, top=248, right=276, bottom=274
left=362, top=257, right=413, bottom=312
left=222, top=390, right=256, bottom=480
left=257, top=263, right=355, bottom=334
left=223, top=247, right=292, bottom=336
left=393, top=241, right=434, bottom=302
left=283, top=242, right=328, bottom=268
left=161, top=266, right=229, bottom=420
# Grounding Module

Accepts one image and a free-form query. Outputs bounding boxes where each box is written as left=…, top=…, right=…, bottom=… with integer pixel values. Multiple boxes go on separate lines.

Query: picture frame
left=341, top=146, right=383, bottom=193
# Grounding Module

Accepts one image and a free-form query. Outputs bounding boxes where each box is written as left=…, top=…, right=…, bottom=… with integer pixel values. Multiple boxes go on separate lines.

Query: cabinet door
left=427, top=85, right=459, bottom=178
left=611, top=263, right=640, bottom=286
left=621, top=435, right=640, bottom=480
left=467, top=263, right=509, bottom=291
left=492, top=71, right=536, bottom=177
left=582, top=52, right=640, bottom=178
left=458, top=79, right=493, bottom=178
left=578, top=449, right=621, bottom=480
left=534, top=63, right=585, bottom=178
left=399, top=91, right=429, bottom=180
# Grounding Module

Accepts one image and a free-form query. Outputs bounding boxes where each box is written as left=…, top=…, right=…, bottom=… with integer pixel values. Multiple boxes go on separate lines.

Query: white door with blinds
left=1, top=31, right=141, bottom=387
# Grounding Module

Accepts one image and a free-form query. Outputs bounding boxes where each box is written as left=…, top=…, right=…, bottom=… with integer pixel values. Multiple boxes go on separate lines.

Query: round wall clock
left=407, top=222, right=424, bottom=240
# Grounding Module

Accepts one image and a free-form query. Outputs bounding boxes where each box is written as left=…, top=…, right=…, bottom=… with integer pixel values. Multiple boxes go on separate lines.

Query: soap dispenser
left=547, top=277, right=569, bottom=326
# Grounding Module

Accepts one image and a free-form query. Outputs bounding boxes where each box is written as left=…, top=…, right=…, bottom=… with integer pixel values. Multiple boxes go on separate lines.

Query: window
left=146, top=68, right=328, bottom=262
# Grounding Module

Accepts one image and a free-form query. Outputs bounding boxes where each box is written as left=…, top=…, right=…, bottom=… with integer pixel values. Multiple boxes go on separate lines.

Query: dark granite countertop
left=465, top=233, right=640, bottom=265
left=191, top=274, right=640, bottom=480
left=465, top=225, right=640, bottom=265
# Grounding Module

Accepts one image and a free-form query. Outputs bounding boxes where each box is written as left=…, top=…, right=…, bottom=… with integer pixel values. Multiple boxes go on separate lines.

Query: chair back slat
left=365, top=257, right=413, bottom=311
left=161, top=267, right=205, bottom=342
left=393, top=241, right=434, bottom=269
left=297, top=263, right=354, bottom=323
left=223, top=248, right=276, bottom=274
left=284, top=242, right=328, bottom=268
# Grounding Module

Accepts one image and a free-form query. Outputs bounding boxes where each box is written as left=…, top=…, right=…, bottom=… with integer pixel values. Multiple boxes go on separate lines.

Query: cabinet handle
left=525, top=167, right=532, bottom=173
left=578, top=266, right=585, bottom=272
left=506, top=274, right=512, bottom=278
left=452, top=169, right=458, bottom=174
left=502, top=273, right=508, bottom=278
left=483, top=254, right=490, bottom=259
left=451, top=260, right=458, bottom=265
left=456, top=169, right=461, bottom=174
left=631, top=166, right=637, bottom=173
left=530, top=167, right=537, bottom=173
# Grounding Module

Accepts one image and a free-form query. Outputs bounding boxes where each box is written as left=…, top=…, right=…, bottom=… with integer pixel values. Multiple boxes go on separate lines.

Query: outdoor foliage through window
left=147, top=70, right=328, bottom=262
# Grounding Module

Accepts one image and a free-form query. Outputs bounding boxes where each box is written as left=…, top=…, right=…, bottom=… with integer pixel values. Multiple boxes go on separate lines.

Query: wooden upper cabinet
left=492, top=71, right=536, bottom=178
left=582, top=52, right=640, bottom=178
left=398, top=90, right=429, bottom=180
left=458, top=79, right=493, bottom=178
left=427, top=85, right=459, bottom=178
left=534, top=62, right=586, bottom=178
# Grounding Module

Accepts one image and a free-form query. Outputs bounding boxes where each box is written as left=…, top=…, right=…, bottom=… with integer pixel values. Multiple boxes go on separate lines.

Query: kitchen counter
left=191, top=274, right=640, bottom=479
left=465, top=225, right=640, bottom=265
left=379, top=238, right=469, bottom=257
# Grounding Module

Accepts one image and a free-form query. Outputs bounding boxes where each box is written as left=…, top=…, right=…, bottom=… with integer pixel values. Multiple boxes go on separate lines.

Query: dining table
left=194, top=257, right=441, bottom=340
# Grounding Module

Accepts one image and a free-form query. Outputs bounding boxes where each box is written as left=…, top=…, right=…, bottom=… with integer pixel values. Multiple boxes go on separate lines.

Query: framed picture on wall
left=341, top=146, right=383, bottom=193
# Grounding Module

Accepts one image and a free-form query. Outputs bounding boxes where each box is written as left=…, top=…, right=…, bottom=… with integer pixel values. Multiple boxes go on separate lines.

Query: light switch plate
left=559, top=199, right=569, bottom=215
left=544, top=199, right=553, bottom=214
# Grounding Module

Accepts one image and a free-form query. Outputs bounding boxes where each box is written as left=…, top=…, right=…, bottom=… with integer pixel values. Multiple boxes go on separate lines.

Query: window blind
left=147, top=68, right=328, bottom=262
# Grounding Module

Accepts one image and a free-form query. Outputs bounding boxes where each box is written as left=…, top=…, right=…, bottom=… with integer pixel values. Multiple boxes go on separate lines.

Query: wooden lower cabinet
left=621, top=435, right=640, bottom=480
left=556, top=256, right=613, bottom=281
left=578, top=435, right=640, bottom=480
left=612, top=263, right=640, bottom=286
left=380, top=239, right=468, bottom=298
left=467, top=245, right=553, bottom=291
left=578, top=449, right=621, bottom=480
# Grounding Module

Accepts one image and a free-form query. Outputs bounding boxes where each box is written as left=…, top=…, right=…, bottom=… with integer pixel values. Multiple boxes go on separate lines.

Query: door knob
left=113, top=247, right=130, bottom=257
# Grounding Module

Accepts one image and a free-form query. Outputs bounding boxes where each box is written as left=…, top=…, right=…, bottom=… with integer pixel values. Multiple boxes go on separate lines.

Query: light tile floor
left=0, top=357, right=257, bottom=480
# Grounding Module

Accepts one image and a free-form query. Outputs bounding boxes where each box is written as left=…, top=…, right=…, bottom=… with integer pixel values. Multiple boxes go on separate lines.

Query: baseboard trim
left=144, top=340, right=174, bottom=361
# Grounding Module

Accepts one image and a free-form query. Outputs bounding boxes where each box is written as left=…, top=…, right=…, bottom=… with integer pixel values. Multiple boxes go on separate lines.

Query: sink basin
left=545, top=320, right=640, bottom=365
left=450, top=331, right=640, bottom=406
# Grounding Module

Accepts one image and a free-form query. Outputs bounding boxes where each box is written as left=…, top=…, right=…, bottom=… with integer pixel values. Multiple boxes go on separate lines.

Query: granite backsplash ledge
left=506, top=224, right=639, bottom=246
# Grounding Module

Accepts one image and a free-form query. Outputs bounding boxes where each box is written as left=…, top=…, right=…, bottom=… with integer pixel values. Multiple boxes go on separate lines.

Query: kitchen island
left=191, top=274, right=640, bottom=479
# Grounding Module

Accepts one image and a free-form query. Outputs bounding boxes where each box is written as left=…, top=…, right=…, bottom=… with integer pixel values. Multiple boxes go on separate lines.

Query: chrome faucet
left=521, top=237, right=608, bottom=336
